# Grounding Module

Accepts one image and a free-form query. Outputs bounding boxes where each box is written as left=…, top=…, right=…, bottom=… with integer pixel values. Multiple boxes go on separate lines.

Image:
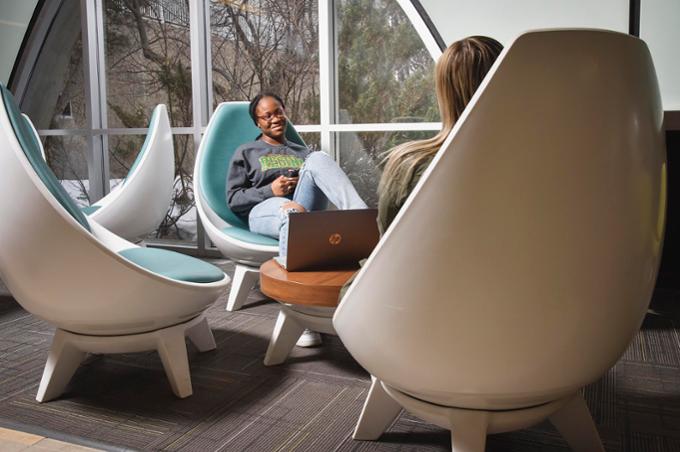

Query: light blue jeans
left=248, top=151, right=367, bottom=257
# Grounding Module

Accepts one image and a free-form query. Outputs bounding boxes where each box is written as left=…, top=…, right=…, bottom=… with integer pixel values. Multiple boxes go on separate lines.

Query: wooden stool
left=259, top=259, right=355, bottom=366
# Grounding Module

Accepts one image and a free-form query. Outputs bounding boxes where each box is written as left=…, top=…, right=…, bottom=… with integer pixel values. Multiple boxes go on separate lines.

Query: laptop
left=276, top=209, right=379, bottom=271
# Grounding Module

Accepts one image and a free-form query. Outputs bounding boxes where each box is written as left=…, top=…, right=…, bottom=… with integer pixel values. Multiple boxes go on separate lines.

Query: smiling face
left=255, top=96, right=287, bottom=144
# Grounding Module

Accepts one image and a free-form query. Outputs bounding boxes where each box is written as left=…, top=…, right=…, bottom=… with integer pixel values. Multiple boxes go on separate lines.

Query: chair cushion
left=0, top=84, right=91, bottom=232
left=81, top=205, right=101, bottom=215
left=222, top=226, right=279, bottom=246
left=199, top=102, right=306, bottom=230
left=119, top=247, right=225, bottom=283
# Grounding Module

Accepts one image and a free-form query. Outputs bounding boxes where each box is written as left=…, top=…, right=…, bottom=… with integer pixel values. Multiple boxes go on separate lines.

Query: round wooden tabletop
left=259, top=259, right=356, bottom=307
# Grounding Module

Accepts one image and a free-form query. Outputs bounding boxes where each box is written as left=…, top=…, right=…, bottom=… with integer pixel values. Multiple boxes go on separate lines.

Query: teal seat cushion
left=200, top=102, right=306, bottom=230
left=81, top=205, right=101, bottom=215
left=119, top=248, right=225, bottom=283
left=222, top=226, right=279, bottom=246
left=1, top=84, right=91, bottom=232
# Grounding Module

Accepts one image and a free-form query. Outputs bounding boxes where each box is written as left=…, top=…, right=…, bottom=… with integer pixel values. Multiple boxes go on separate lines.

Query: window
left=104, top=0, right=195, bottom=243
left=20, top=0, right=439, bottom=252
left=333, top=0, right=438, bottom=206
left=105, top=0, right=193, bottom=127
left=337, top=130, right=436, bottom=207
left=210, top=0, right=320, bottom=124
left=336, top=0, right=437, bottom=125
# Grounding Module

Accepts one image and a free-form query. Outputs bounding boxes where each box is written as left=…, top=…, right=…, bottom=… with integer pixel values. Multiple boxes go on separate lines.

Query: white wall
left=418, top=0, right=629, bottom=46
left=0, top=0, right=39, bottom=85
left=417, top=0, right=680, bottom=112
left=640, top=0, right=680, bottom=111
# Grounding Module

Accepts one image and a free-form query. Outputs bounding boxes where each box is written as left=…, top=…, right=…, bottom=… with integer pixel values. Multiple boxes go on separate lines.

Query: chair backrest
left=0, top=84, right=90, bottom=232
left=334, top=29, right=666, bottom=410
left=124, top=104, right=163, bottom=182
left=87, top=103, right=173, bottom=240
left=0, top=91, right=226, bottom=335
left=22, top=113, right=46, bottom=160
left=198, top=101, right=305, bottom=229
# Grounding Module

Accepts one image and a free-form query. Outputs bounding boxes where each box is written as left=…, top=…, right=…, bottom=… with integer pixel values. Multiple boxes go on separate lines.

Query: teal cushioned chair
left=85, top=104, right=175, bottom=240
left=0, top=84, right=230, bottom=401
left=24, top=104, right=174, bottom=241
left=194, top=101, right=305, bottom=311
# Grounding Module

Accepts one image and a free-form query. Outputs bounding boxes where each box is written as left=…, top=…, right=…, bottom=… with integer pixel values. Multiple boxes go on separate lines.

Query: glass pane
left=44, top=135, right=91, bottom=207
left=104, top=0, right=192, bottom=127
left=338, top=130, right=437, bottom=208
left=298, top=132, right=320, bottom=151
left=209, top=0, right=320, bottom=124
left=22, top=0, right=85, bottom=130
left=108, top=134, right=145, bottom=190
left=336, top=0, right=438, bottom=124
left=144, top=134, right=196, bottom=245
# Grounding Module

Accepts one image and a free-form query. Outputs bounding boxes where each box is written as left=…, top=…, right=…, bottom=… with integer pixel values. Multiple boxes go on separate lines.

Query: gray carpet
left=1, top=262, right=680, bottom=451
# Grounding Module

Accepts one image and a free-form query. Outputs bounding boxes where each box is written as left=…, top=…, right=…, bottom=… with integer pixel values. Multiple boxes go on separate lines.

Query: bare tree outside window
left=336, top=0, right=439, bottom=206
left=105, top=0, right=195, bottom=242
left=22, top=0, right=89, bottom=204
left=210, top=0, right=320, bottom=125
left=337, top=0, right=437, bottom=129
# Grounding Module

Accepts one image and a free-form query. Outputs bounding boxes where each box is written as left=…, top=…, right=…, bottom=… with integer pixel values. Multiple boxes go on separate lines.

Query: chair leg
left=226, top=264, right=259, bottom=311
left=186, top=317, right=216, bottom=352
left=548, top=393, right=604, bottom=452
left=36, top=329, right=86, bottom=403
left=263, top=309, right=304, bottom=366
left=156, top=328, right=192, bottom=398
left=449, top=410, right=489, bottom=452
left=353, top=377, right=402, bottom=440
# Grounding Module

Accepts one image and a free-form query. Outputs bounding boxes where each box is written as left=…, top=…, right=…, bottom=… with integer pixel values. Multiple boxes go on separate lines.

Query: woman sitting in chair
left=378, top=36, right=503, bottom=234
left=227, top=93, right=367, bottom=348
left=338, top=36, right=503, bottom=302
left=227, top=92, right=367, bottom=258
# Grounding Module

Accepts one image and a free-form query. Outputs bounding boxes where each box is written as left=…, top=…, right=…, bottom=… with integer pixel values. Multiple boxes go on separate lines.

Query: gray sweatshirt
left=227, top=139, right=310, bottom=219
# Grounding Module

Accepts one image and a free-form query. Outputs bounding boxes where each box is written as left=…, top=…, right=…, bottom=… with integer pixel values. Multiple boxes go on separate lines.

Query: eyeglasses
left=256, top=109, right=286, bottom=123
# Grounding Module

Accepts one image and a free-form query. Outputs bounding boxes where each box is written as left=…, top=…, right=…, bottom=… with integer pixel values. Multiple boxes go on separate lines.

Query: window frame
left=15, top=0, right=442, bottom=255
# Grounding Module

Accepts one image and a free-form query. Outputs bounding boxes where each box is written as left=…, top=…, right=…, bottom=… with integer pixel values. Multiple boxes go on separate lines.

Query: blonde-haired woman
left=338, top=36, right=503, bottom=302
left=377, top=36, right=503, bottom=234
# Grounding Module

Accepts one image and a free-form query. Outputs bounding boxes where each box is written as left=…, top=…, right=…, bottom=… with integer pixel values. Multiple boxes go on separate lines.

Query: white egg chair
left=22, top=112, right=46, bottom=160
left=83, top=104, right=174, bottom=240
left=0, top=85, right=231, bottom=402
left=333, top=29, right=666, bottom=451
left=194, top=101, right=306, bottom=311
left=24, top=104, right=174, bottom=241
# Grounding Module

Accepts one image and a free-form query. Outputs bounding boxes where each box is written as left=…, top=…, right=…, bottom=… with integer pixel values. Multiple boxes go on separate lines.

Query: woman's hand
left=271, top=175, right=298, bottom=196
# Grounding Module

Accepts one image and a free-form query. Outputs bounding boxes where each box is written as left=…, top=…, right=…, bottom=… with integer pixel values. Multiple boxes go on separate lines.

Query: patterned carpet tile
left=1, top=282, right=680, bottom=450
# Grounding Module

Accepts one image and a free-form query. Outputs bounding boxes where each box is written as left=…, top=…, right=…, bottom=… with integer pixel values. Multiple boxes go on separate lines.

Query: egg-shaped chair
left=334, top=29, right=665, bottom=451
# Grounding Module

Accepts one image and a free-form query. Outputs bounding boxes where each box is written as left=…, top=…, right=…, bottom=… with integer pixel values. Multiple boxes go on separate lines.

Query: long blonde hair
left=379, top=36, right=504, bottom=203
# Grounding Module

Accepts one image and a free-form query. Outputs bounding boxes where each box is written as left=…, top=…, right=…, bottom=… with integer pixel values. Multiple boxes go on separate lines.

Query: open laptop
left=276, top=209, right=379, bottom=271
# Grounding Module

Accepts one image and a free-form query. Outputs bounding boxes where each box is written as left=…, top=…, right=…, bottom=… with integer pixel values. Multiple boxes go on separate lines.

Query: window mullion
left=95, top=0, right=110, bottom=196
left=80, top=0, right=105, bottom=202
left=319, top=0, right=335, bottom=159
left=190, top=0, right=211, bottom=253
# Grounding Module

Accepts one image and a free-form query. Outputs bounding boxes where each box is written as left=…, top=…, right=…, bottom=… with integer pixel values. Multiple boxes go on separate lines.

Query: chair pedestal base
left=226, top=264, right=260, bottom=311
left=263, top=304, right=336, bottom=366
left=37, top=315, right=216, bottom=402
left=354, top=378, right=604, bottom=452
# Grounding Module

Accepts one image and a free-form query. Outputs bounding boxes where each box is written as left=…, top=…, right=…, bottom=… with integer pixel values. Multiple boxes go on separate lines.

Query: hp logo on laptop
left=329, top=233, right=342, bottom=246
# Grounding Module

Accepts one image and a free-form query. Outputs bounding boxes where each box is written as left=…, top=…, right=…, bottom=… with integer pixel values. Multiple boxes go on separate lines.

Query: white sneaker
left=296, top=329, right=322, bottom=347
